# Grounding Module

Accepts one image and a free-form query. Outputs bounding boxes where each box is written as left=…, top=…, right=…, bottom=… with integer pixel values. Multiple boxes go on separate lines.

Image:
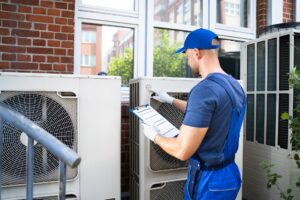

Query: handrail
left=0, top=102, right=81, bottom=200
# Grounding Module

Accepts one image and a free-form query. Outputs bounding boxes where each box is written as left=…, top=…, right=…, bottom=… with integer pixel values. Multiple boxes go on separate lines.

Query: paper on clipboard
left=131, top=104, right=179, bottom=138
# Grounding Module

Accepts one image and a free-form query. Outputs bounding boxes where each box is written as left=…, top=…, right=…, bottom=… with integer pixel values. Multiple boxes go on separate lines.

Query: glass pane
left=217, top=0, right=249, bottom=27
left=295, top=33, right=300, bottom=70
left=154, top=0, right=203, bottom=26
left=266, top=94, right=276, bottom=146
left=279, top=35, right=290, bottom=90
left=81, top=24, right=134, bottom=86
left=153, top=28, right=193, bottom=78
left=256, top=94, right=265, bottom=144
left=219, top=40, right=241, bottom=79
left=246, top=94, right=254, bottom=141
left=81, top=0, right=135, bottom=11
left=247, top=44, right=254, bottom=91
left=268, top=38, right=277, bottom=90
left=278, top=94, right=289, bottom=149
left=257, top=41, right=265, bottom=91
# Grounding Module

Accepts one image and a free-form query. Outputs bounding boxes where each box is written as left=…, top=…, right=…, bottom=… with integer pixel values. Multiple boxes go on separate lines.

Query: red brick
left=34, top=23, right=47, bottom=30
left=61, top=56, right=73, bottom=63
left=11, top=62, right=38, bottom=70
left=2, top=37, right=16, bottom=44
left=55, top=33, right=67, bottom=40
left=18, top=38, right=31, bottom=45
left=62, top=26, right=73, bottom=33
left=55, top=18, right=67, bottom=24
left=2, top=4, right=17, bottom=12
left=40, top=63, right=52, bottom=70
left=3, top=20, right=17, bottom=27
left=27, top=47, right=53, bottom=54
left=0, top=45, right=25, bottom=53
left=17, top=54, right=31, bottom=61
left=41, top=32, right=54, bottom=39
left=12, top=29, right=39, bottom=37
left=33, top=55, right=45, bottom=62
left=47, top=9, right=60, bottom=16
left=33, top=39, right=46, bottom=46
left=2, top=53, right=16, bottom=61
left=26, top=15, right=53, bottom=23
left=66, top=64, right=73, bottom=72
left=55, top=2, right=67, bottom=9
left=41, top=1, right=54, bottom=8
left=67, top=18, right=74, bottom=25
left=48, top=24, right=61, bottom=32
left=0, top=62, right=9, bottom=69
left=68, top=34, right=74, bottom=41
left=54, top=64, right=65, bottom=71
left=18, top=6, right=32, bottom=13
left=61, top=11, right=74, bottom=18
left=54, top=48, right=66, bottom=55
left=68, top=3, right=75, bottom=10
left=0, top=11, right=25, bottom=21
left=47, top=40, right=60, bottom=47
left=61, top=41, right=73, bottom=48
left=47, top=56, right=59, bottom=63
left=67, top=49, right=73, bottom=56
left=33, top=7, right=46, bottom=15
left=18, top=22, right=32, bottom=29
left=11, top=0, right=39, bottom=5
left=0, top=28, right=9, bottom=35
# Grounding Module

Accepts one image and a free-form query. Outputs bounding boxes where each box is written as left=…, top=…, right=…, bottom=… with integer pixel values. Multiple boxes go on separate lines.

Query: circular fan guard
left=2, top=93, right=75, bottom=185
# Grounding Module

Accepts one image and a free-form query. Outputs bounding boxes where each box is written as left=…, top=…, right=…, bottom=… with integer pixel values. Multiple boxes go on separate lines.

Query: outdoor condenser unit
left=241, top=24, right=300, bottom=200
left=129, top=77, right=244, bottom=200
left=0, top=72, right=121, bottom=200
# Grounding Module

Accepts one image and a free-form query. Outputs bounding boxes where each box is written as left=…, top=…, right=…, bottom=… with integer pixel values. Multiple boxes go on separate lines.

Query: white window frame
left=296, top=0, right=300, bottom=21
left=209, top=0, right=256, bottom=40
left=74, top=0, right=146, bottom=78
left=267, top=0, right=283, bottom=26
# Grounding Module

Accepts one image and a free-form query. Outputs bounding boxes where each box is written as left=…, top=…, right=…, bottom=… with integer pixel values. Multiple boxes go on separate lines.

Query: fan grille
left=0, top=91, right=78, bottom=185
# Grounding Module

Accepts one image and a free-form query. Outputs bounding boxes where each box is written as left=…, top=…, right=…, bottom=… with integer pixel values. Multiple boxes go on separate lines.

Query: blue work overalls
left=184, top=76, right=246, bottom=200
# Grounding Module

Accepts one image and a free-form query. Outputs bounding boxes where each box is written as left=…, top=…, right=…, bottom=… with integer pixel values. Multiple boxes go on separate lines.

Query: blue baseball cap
left=175, top=28, right=219, bottom=54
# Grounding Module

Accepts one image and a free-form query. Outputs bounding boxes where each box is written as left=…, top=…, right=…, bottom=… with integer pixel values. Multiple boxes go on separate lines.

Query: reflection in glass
left=246, top=94, right=254, bottom=141
left=217, top=0, right=249, bottom=27
left=266, top=94, right=276, bottom=146
left=257, top=41, right=265, bottom=91
left=247, top=44, right=254, bottom=91
left=154, top=0, right=202, bottom=26
left=153, top=29, right=192, bottom=78
left=256, top=94, right=265, bottom=144
left=219, top=39, right=241, bottom=79
left=268, top=38, right=277, bottom=90
left=80, top=24, right=134, bottom=86
left=82, top=0, right=135, bottom=11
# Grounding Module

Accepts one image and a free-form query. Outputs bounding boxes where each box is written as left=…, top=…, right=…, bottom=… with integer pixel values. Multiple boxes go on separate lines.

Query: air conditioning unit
left=241, top=25, right=300, bottom=200
left=0, top=72, right=121, bottom=200
left=129, top=77, right=243, bottom=200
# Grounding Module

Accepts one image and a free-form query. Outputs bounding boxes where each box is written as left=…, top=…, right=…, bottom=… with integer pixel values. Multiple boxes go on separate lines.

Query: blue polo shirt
left=183, top=73, right=245, bottom=165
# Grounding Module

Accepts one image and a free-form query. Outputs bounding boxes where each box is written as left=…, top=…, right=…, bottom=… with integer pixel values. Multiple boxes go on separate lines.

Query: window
left=217, top=0, right=249, bottom=27
left=154, top=0, right=203, bottom=26
left=81, top=0, right=135, bottom=11
left=82, top=31, right=96, bottom=43
left=81, top=55, right=96, bottom=66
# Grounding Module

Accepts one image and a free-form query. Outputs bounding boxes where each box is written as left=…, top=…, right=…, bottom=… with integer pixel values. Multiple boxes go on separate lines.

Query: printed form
left=132, top=105, right=179, bottom=138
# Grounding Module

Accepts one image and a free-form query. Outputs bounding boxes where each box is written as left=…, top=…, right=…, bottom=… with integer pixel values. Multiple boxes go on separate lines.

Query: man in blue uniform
left=143, top=28, right=246, bottom=199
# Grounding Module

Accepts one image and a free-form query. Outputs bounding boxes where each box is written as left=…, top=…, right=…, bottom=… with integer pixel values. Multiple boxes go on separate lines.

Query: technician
left=143, top=28, right=246, bottom=200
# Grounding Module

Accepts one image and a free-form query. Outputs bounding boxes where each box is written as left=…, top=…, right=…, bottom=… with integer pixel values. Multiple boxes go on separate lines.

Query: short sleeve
left=183, top=85, right=217, bottom=128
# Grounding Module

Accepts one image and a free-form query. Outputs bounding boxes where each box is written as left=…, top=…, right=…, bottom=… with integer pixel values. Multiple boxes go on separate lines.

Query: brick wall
left=0, top=0, right=74, bottom=73
left=257, top=0, right=267, bottom=36
left=283, top=0, right=295, bottom=22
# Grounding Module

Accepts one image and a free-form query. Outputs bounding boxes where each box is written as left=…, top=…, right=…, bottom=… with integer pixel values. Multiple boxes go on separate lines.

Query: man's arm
left=172, top=98, right=187, bottom=113
left=154, top=125, right=208, bottom=161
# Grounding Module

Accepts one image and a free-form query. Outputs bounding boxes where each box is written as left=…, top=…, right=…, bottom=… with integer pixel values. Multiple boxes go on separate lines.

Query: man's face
left=185, top=49, right=200, bottom=74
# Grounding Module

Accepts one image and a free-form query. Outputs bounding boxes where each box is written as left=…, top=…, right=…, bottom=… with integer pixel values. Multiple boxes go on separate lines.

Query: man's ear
left=194, top=49, right=203, bottom=59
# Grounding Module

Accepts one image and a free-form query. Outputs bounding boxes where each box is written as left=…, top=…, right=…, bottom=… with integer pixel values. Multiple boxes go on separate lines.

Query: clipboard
left=130, top=104, right=179, bottom=138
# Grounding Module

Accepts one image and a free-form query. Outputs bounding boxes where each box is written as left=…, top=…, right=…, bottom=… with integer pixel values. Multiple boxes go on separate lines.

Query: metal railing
left=0, top=102, right=81, bottom=200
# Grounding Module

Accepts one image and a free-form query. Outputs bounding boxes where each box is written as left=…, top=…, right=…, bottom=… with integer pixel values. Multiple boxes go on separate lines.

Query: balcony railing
left=0, top=102, right=81, bottom=200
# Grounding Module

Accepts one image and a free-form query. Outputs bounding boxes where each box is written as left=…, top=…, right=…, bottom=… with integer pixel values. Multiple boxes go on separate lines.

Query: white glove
left=152, top=91, right=174, bottom=104
left=142, top=124, right=160, bottom=142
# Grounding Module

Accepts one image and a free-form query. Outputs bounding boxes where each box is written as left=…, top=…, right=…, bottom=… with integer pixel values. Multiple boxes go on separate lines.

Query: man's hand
left=152, top=91, right=174, bottom=104
left=142, top=124, right=160, bottom=142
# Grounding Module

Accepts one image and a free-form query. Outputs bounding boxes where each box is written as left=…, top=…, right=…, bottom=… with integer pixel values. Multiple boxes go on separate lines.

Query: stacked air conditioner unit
left=129, top=77, right=244, bottom=200
left=241, top=26, right=300, bottom=200
left=0, top=72, right=121, bottom=200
